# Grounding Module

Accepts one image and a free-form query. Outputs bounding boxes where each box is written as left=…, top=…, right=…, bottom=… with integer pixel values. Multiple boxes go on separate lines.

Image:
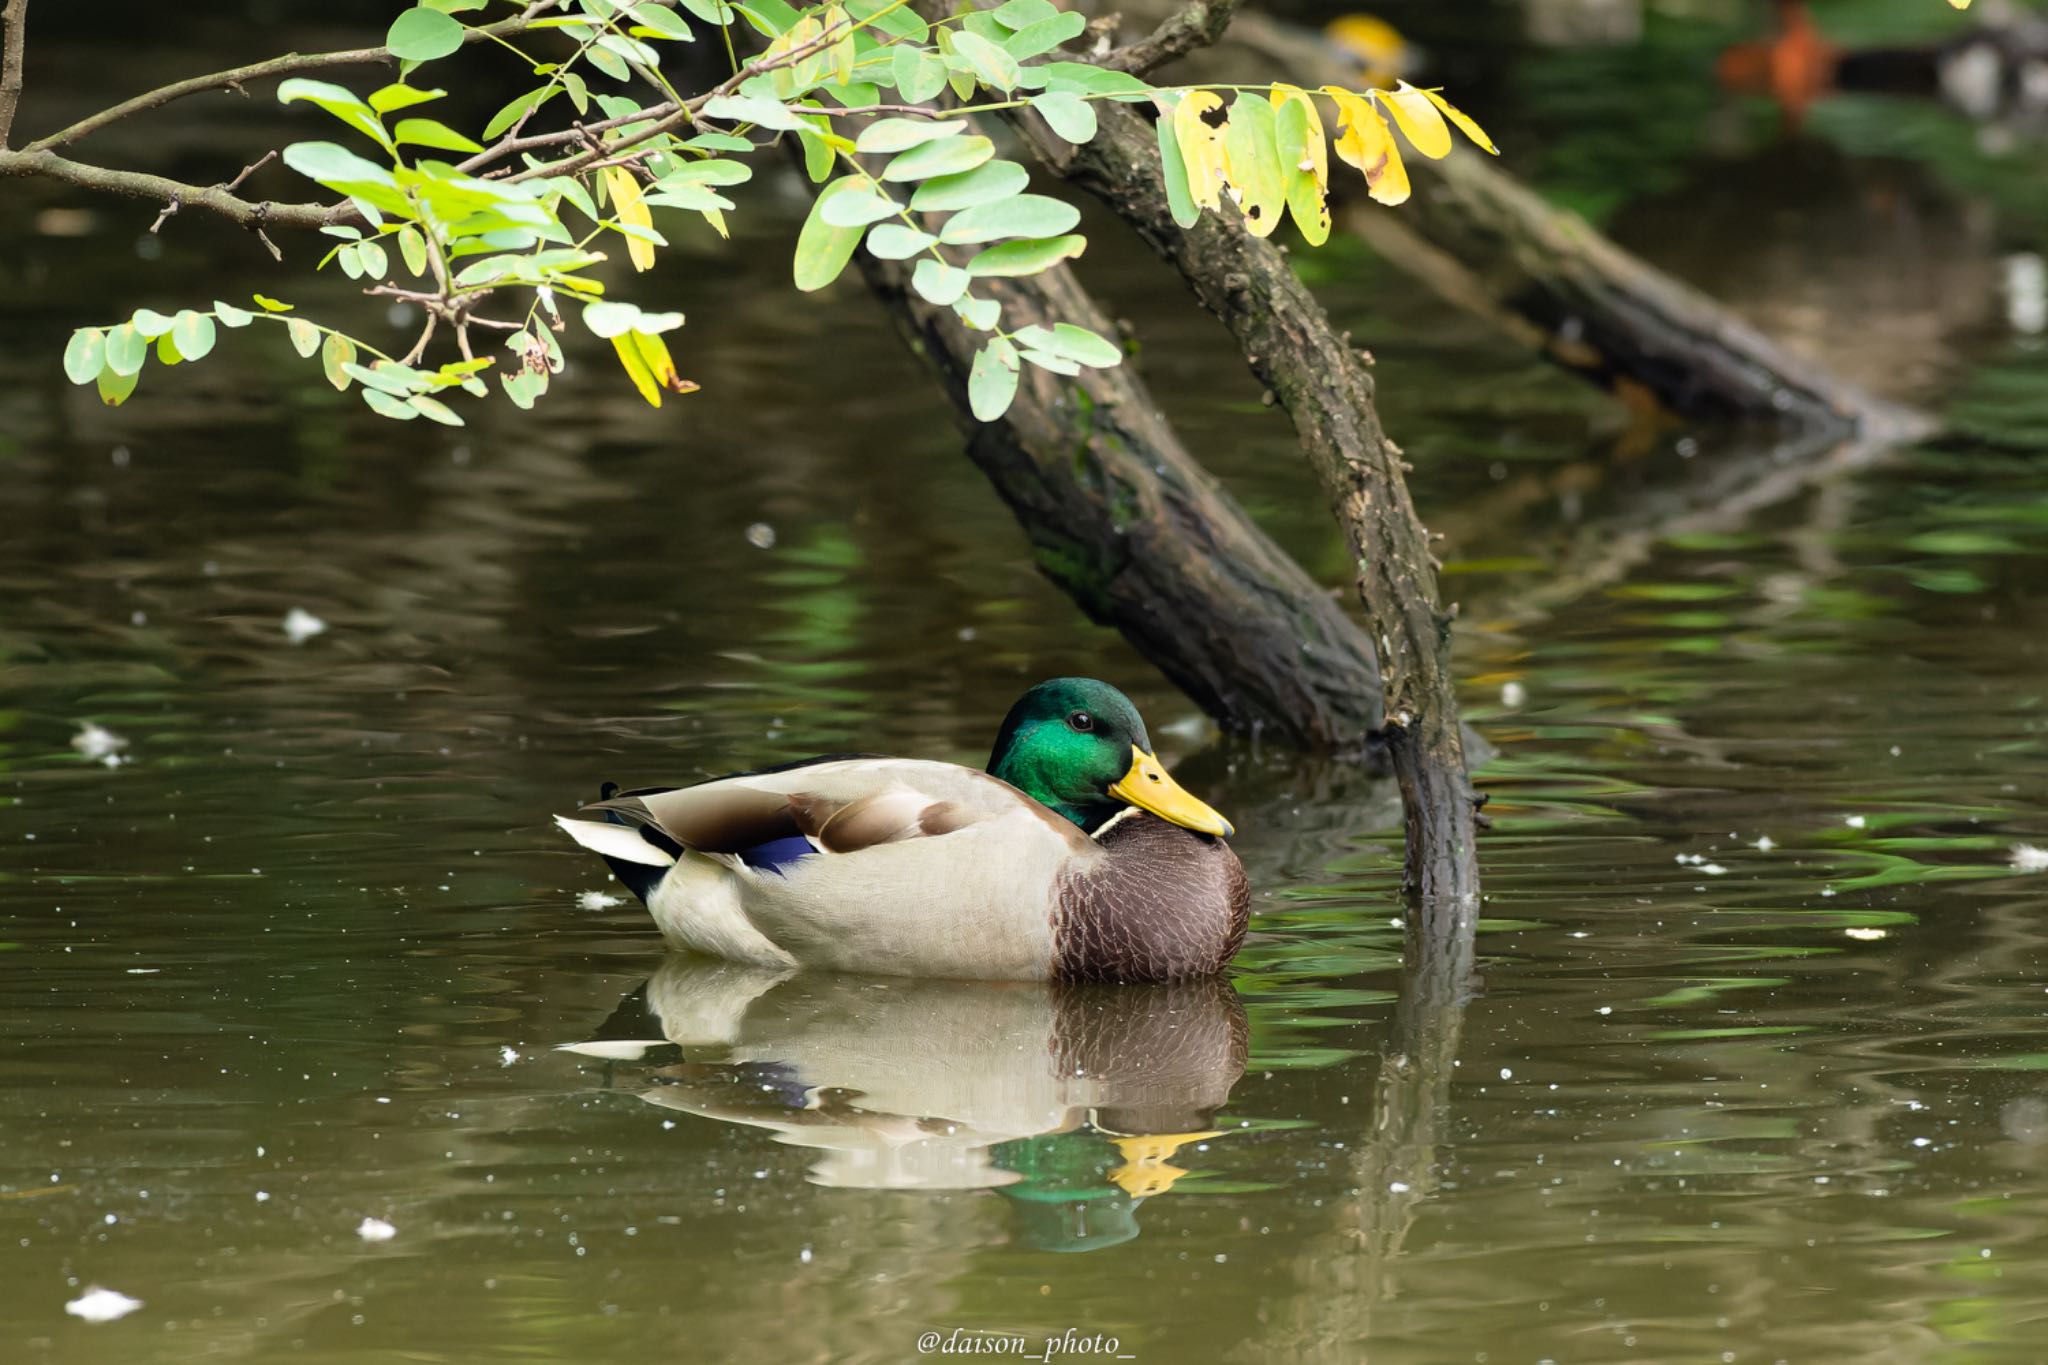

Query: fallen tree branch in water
left=1212, top=11, right=1933, bottom=439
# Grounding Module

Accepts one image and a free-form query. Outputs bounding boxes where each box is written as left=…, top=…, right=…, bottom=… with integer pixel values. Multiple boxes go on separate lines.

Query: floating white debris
left=1753, top=835, right=1776, bottom=851
left=2011, top=844, right=2048, bottom=873
left=71, top=723, right=128, bottom=762
left=1845, top=927, right=1888, bottom=941
left=577, top=890, right=624, bottom=911
left=356, top=1217, right=397, bottom=1242
left=556, top=1040, right=659, bottom=1061
left=1845, top=815, right=1867, bottom=829
left=282, top=607, right=328, bottom=645
left=744, top=522, right=777, bottom=550
left=1500, top=681, right=1527, bottom=709
left=1700, top=863, right=1729, bottom=876
left=499, top=1047, right=520, bottom=1066
left=65, top=1288, right=143, bottom=1323
left=1388, top=1180, right=1411, bottom=1193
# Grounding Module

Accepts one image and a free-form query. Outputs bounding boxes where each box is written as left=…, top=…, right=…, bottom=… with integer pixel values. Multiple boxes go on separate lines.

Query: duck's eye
left=1069, top=711, right=1095, bottom=732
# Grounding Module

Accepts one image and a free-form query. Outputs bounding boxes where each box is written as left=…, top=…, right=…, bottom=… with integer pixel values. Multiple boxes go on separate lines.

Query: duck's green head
left=987, top=678, right=1233, bottom=838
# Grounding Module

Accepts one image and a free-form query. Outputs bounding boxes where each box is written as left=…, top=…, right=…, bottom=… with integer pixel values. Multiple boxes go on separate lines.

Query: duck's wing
left=575, top=757, right=1089, bottom=864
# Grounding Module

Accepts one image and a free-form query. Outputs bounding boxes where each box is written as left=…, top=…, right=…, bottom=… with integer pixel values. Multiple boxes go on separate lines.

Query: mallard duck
left=555, top=678, right=1248, bottom=982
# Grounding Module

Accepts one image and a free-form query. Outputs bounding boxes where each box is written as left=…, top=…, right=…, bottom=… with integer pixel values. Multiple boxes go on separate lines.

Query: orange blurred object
left=1716, top=0, right=1840, bottom=127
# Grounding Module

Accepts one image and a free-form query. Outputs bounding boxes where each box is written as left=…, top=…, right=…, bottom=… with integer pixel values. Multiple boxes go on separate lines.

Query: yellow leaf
left=1172, top=91, right=1227, bottom=213
left=612, top=330, right=699, bottom=408
left=821, top=4, right=855, bottom=86
left=1323, top=88, right=1410, bottom=206
left=1378, top=81, right=1452, bottom=160
left=1418, top=85, right=1498, bottom=155
left=612, top=333, right=660, bottom=406
left=603, top=167, right=656, bottom=272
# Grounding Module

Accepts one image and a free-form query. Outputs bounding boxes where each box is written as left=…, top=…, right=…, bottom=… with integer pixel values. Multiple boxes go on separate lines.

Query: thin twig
left=0, top=145, right=346, bottom=228
left=25, top=5, right=548, bottom=151
left=0, top=0, right=27, bottom=150
left=401, top=312, right=437, bottom=366
left=222, top=147, right=277, bottom=193
left=148, top=197, right=177, bottom=233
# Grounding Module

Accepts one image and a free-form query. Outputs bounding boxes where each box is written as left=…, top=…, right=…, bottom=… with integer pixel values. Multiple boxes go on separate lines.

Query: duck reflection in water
left=564, top=957, right=1248, bottom=1252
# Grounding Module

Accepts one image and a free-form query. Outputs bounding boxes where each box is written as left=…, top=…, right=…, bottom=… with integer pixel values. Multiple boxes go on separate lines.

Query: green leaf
left=1153, top=93, right=1199, bottom=229
left=130, top=308, right=177, bottom=339
left=155, top=330, right=183, bottom=366
left=700, top=92, right=808, bottom=131
left=965, top=232, right=1085, bottom=276
left=398, top=225, right=429, bottom=276
left=855, top=117, right=964, bottom=155
left=320, top=332, right=357, bottom=390
left=820, top=184, right=902, bottom=228
left=892, top=46, right=947, bottom=103
left=949, top=31, right=1019, bottom=92
left=171, top=310, right=216, bottom=361
left=278, top=78, right=393, bottom=149
left=483, top=85, right=558, bottom=140
left=252, top=294, right=294, bottom=313
left=409, top=395, right=465, bottom=426
left=369, top=82, right=446, bottom=114
left=501, top=370, right=543, bottom=409
left=660, top=158, right=753, bottom=187
left=281, top=142, right=405, bottom=215
left=1221, top=92, right=1284, bottom=238
left=794, top=178, right=869, bottom=290
left=908, top=158, right=1029, bottom=211
left=1016, top=321, right=1121, bottom=367
left=992, top=0, right=1058, bottom=29
left=97, top=364, right=138, bottom=406
left=1034, top=61, right=1150, bottom=99
left=731, top=0, right=799, bottom=35
left=1029, top=91, right=1095, bottom=143
left=968, top=336, right=1019, bottom=420
left=848, top=0, right=926, bottom=41
left=1002, top=10, right=1086, bottom=60
left=883, top=135, right=994, bottom=183
left=343, top=361, right=418, bottom=395
left=103, top=323, right=146, bottom=376
left=955, top=293, right=1000, bottom=329
left=677, top=0, right=736, bottom=24
left=1019, top=348, right=1080, bottom=376
left=361, top=387, right=420, bottom=421
left=1274, top=92, right=1330, bottom=247
left=286, top=318, right=322, bottom=358
left=910, top=258, right=970, bottom=306
left=387, top=6, right=466, bottom=62
left=938, top=193, right=1079, bottom=245
left=63, top=328, right=106, bottom=385
left=213, top=301, right=255, bottom=327
left=631, top=4, right=694, bottom=40
left=394, top=116, right=484, bottom=153
left=866, top=223, right=937, bottom=259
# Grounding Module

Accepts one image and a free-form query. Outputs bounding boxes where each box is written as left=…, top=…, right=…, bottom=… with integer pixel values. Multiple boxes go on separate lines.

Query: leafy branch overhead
left=26, top=0, right=1494, bottom=425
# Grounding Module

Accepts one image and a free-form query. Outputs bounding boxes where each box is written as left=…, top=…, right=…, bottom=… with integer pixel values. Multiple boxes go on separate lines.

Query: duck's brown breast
left=1051, top=812, right=1250, bottom=983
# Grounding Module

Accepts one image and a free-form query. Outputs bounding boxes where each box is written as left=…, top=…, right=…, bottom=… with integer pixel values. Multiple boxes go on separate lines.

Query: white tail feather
left=554, top=815, right=677, bottom=868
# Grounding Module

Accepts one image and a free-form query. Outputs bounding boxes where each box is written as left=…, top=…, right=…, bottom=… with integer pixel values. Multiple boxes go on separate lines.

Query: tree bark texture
left=1013, top=102, right=1480, bottom=898
left=859, top=250, right=1389, bottom=752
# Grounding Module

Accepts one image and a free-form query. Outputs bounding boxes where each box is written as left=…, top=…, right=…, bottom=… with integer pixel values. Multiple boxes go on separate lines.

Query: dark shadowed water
left=7, top=4, right=2048, bottom=1362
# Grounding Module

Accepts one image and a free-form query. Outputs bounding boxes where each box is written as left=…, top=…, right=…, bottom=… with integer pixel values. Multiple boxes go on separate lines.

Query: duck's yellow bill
left=1108, top=748, right=1234, bottom=838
